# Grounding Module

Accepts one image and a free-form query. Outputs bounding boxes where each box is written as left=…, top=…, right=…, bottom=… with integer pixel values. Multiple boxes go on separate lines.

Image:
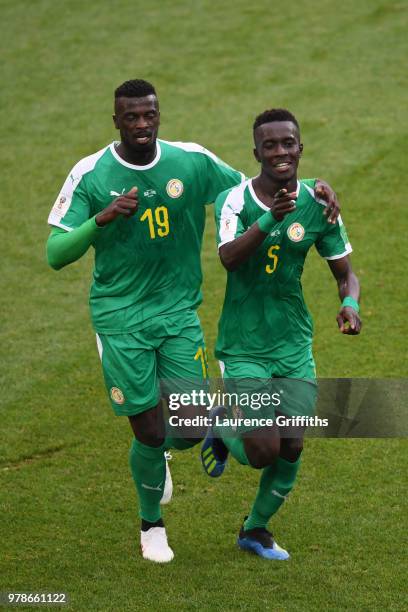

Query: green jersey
left=215, top=179, right=352, bottom=361
left=48, top=140, right=244, bottom=334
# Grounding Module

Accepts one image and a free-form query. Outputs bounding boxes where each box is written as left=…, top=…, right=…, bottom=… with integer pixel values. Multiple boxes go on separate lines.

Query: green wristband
left=257, top=210, right=277, bottom=234
left=341, top=296, right=360, bottom=313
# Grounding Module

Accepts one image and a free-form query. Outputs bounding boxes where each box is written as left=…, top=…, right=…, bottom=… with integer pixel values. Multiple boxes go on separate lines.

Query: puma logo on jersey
left=110, top=188, right=126, bottom=196
left=270, top=230, right=281, bottom=237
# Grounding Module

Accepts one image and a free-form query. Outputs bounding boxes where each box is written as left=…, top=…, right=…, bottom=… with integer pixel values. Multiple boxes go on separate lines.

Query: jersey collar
left=110, top=140, right=162, bottom=170
left=249, top=179, right=300, bottom=211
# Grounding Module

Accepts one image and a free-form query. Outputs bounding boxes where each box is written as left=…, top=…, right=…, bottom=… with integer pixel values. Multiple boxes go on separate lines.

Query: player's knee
left=128, top=407, right=165, bottom=447
left=134, top=427, right=165, bottom=447
left=245, top=439, right=280, bottom=469
left=280, top=438, right=303, bottom=462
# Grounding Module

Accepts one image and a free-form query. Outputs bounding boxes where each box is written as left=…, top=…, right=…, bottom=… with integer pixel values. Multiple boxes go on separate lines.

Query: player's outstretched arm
left=328, top=256, right=362, bottom=335
left=315, top=179, right=341, bottom=224
left=47, top=220, right=102, bottom=270
left=47, top=188, right=139, bottom=270
left=219, top=189, right=296, bottom=271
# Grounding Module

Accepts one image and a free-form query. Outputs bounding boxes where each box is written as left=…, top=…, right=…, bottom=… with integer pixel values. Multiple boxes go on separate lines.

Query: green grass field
left=1, top=0, right=407, bottom=610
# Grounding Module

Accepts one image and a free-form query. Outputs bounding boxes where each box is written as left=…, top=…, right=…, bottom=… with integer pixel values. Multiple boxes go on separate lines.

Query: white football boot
left=160, top=451, right=173, bottom=505
left=140, top=527, right=174, bottom=563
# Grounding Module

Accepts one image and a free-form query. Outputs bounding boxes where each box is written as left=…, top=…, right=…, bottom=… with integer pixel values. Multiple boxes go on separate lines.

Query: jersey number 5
left=140, top=206, right=170, bottom=239
left=265, top=244, right=280, bottom=274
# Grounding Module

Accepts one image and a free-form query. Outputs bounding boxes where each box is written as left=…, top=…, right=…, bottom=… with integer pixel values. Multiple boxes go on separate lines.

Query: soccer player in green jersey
left=201, top=108, right=361, bottom=560
left=47, top=80, right=340, bottom=563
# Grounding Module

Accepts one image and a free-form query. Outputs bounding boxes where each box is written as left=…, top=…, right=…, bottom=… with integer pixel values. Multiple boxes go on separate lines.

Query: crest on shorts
left=287, top=222, right=305, bottom=242
left=166, top=179, right=184, bottom=198
left=110, top=387, right=125, bottom=405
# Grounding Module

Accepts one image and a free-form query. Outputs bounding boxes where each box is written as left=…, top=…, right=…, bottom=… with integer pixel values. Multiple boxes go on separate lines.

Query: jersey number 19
left=140, top=206, right=170, bottom=239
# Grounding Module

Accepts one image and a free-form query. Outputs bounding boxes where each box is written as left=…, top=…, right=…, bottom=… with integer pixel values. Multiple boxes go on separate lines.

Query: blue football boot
left=201, top=406, right=229, bottom=477
left=237, top=519, right=290, bottom=560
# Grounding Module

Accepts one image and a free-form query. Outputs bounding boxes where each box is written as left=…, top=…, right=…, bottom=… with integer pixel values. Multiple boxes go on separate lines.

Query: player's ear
left=113, top=114, right=119, bottom=129
left=253, top=147, right=261, bottom=163
left=299, top=143, right=304, bottom=156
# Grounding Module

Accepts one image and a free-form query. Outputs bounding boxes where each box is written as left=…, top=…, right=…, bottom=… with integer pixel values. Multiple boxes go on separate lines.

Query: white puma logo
left=110, top=188, right=126, bottom=196
left=271, top=489, right=287, bottom=500
left=142, top=482, right=163, bottom=492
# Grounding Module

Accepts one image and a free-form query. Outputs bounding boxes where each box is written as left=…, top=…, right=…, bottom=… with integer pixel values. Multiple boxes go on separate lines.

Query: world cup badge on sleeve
left=52, top=194, right=71, bottom=218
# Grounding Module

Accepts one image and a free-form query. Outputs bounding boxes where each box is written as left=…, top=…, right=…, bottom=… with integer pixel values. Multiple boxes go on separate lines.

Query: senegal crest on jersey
left=287, top=222, right=305, bottom=242
left=166, top=178, right=184, bottom=198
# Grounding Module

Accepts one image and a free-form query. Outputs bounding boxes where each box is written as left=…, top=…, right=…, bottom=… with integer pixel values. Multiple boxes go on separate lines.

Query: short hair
left=114, top=79, right=157, bottom=99
left=253, top=108, right=299, bottom=132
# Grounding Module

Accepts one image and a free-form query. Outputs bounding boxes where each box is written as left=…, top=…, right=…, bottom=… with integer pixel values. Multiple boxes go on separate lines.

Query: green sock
left=129, top=438, right=166, bottom=523
left=244, top=456, right=301, bottom=531
left=213, top=423, right=250, bottom=465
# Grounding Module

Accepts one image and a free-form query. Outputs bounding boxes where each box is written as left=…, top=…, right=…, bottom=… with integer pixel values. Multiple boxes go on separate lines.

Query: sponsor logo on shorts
left=110, top=386, right=125, bottom=405
left=287, top=222, right=305, bottom=242
left=166, top=179, right=183, bottom=198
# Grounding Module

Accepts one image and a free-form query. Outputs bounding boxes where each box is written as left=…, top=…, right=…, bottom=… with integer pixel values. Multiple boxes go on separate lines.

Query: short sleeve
left=315, top=214, right=353, bottom=260
left=201, top=147, right=245, bottom=204
left=214, top=183, right=247, bottom=247
left=48, top=167, right=91, bottom=231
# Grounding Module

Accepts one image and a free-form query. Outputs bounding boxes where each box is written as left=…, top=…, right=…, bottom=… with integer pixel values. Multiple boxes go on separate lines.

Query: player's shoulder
left=159, top=139, right=218, bottom=160
left=69, top=144, right=112, bottom=181
left=215, top=179, right=250, bottom=211
left=160, top=139, right=210, bottom=153
left=299, top=180, right=326, bottom=207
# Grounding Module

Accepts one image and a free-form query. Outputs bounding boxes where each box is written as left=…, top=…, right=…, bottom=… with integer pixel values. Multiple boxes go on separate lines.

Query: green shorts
left=96, top=310, right=208, bottom=416
left=219, top=351, right=317, bottom=433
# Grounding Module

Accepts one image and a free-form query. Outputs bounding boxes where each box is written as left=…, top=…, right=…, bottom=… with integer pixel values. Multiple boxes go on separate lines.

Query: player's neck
left=116, top=142, right=157, bottom=166
left=253, top=174, right=297, bottom=204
